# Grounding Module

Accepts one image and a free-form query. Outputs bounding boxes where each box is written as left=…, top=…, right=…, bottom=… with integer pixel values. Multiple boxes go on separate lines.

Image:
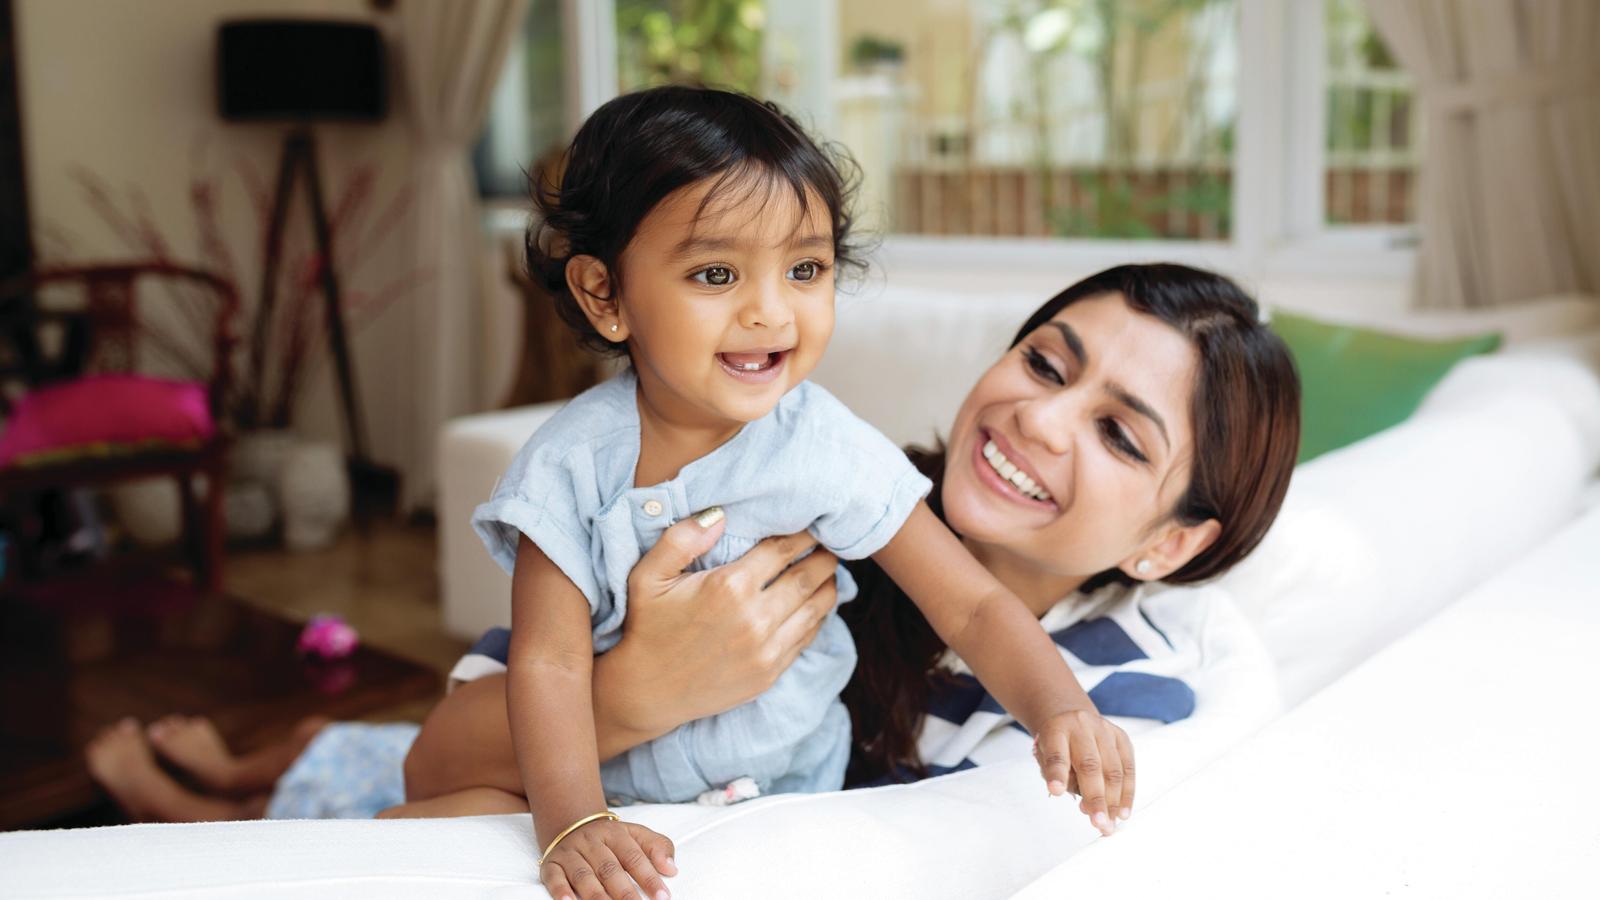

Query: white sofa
left=5, top=289, right=1599, bottom=899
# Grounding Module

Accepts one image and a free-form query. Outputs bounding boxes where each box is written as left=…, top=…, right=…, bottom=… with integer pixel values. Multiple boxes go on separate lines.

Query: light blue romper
left=471, top=370, right=931, bottom=804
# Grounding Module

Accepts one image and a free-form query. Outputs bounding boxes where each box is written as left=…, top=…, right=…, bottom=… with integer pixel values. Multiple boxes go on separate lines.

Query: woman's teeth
left=982, top=439, right=1052, bottom=502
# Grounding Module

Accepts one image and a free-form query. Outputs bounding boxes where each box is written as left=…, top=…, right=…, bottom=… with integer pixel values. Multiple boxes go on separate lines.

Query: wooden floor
left=223, top=518, right=467, bottom=725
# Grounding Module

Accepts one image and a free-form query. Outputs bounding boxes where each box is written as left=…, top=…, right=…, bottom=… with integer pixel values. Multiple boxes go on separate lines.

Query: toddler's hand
left=540, top=817, right=677, bottom=900
left=1033, top=709, right=1135, bottom=837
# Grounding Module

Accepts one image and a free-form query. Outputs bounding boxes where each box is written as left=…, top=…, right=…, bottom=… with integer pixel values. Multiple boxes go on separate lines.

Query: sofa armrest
left=436, top=402, right=565, bottom=640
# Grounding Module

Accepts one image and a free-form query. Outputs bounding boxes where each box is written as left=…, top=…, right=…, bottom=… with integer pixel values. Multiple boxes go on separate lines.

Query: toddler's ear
left=566, top=255, right=625, bottom=341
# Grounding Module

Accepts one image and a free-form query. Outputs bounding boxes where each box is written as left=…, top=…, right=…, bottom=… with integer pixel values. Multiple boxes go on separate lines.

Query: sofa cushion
left=1269, top=310, right=1501, bottom=461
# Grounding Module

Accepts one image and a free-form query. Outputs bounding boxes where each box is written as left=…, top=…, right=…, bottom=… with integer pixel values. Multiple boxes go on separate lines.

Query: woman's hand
left=591, top=509, right=839, bottom=757
left=1032, top=709, right=1136, bottom=837
left=539, top=816, right=677, bottom=900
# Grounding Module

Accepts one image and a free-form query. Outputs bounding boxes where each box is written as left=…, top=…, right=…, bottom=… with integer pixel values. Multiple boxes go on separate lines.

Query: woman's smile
left=972, top=427, right=1060, bottom=512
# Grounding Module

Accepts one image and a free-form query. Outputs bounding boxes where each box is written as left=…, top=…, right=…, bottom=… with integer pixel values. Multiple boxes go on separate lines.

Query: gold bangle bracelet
left=538, top=811, right=620, bottom=864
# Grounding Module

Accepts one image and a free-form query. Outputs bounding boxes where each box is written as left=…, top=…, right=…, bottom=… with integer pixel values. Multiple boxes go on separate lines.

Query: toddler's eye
left=788, top=261, right=818, bottom=282
left=694, top=266, right=735, bottom=286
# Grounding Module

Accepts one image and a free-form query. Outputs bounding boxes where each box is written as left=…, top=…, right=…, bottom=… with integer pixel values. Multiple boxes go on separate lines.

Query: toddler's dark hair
left=526, top=85, right=865, bottom=357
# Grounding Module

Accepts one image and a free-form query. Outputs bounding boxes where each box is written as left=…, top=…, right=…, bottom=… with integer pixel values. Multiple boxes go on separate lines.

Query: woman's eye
left=788, top=261, right=818, bottom=282
left=1023, top=347, right=1063, bottom=385
left=694, top=266, right=735, bottom=286
left=1099, top=418, right=1148, bottom=464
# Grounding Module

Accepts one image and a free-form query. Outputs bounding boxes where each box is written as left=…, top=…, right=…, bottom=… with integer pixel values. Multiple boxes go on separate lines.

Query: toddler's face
left=616, top=173, right=836, bottom=427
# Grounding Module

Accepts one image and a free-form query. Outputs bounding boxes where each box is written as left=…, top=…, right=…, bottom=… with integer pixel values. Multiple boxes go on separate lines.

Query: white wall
left=16, top=0, right=421, bottom=496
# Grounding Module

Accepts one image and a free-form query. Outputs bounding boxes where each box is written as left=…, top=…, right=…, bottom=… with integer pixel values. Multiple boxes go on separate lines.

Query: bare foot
left=85, top=719, right=254, bottom=823
left=147, top=715, right=236, bottom=793
left=147, top=713, right=331, bottom=796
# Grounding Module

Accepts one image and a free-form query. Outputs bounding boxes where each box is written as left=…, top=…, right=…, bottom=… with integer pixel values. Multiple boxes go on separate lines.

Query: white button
left=642, top=499, right=664, bottom=517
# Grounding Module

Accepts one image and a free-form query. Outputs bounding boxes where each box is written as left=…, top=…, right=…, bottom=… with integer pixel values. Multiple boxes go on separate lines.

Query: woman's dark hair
left=841, top=263, right=1302, bottom=786
left=527, top=85, right=864, bottom=357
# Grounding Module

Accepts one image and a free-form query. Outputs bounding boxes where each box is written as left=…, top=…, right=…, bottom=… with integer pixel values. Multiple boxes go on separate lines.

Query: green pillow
left=1270, top=311, right=1502, bottom=463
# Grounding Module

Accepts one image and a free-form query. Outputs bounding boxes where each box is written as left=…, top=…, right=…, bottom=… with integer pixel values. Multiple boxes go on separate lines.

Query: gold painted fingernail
left=693, top=506, right=725, bottom=528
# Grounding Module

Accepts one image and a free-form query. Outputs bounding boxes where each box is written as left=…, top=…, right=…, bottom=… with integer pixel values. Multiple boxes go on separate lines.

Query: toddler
left=465, top=86, right=1126, bottom=900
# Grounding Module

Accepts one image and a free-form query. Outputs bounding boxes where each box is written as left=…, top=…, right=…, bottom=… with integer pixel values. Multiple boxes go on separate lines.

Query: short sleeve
left=803, top=388, right=933, bottom=560
left=471, top=442, right=603, bottom=614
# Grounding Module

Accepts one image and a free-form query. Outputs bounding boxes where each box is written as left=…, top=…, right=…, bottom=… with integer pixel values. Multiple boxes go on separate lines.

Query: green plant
left=616, top=0, right=765, bottom=93
left=849, top=35, right=905, bottom=69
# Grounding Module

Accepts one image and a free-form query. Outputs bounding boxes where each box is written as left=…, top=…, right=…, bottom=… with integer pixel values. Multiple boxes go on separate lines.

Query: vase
left=224, top=429, right=295, bottom=540
left=108, top=477, right=182, bottom=548
left=276, top=441, right=350, bottom=552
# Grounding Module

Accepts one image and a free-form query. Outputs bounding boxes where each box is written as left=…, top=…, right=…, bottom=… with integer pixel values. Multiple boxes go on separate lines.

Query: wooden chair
left=0, top=263, right=239, bottom=594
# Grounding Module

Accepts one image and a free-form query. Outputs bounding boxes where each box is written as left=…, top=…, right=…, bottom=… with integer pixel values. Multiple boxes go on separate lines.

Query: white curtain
left=1365, top=0, right=1600, bottom=309
left=400, top=0, right=530, bottom=510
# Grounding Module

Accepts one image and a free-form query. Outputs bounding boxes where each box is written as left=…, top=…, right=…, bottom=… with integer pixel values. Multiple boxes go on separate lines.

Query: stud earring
left=1136, top=559, right=1153, bottom=576
left=610, top=323, right=618, bottom=333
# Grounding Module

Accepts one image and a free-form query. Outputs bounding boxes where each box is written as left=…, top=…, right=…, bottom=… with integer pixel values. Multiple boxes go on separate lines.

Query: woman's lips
left=716, top=349, right=789, bottom=384
left=972, top=428, right=1058, bottom=510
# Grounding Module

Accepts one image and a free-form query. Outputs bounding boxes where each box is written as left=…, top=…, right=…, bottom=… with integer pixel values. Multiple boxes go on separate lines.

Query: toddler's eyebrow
left=671, top=232, right=831, bottom=258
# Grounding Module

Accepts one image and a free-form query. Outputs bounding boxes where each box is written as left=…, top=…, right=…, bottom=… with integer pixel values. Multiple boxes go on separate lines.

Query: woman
left=393, top=262, right=1300, bottom=823
left=85, top=263, right=1299, bottom=827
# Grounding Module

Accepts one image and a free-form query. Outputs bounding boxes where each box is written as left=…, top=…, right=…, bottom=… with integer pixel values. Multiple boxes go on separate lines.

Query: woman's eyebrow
left=1107, top=383, right=1170, bottom=449
left=1047, top=321, right=1086, bottom=366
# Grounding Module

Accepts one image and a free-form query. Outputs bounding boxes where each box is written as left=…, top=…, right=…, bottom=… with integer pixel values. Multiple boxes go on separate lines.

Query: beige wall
left=15, top=0, right=419, bottom=483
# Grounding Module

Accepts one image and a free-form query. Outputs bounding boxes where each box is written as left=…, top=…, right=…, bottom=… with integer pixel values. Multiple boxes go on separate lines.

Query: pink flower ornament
left=297, top=614, right=359, bottom=660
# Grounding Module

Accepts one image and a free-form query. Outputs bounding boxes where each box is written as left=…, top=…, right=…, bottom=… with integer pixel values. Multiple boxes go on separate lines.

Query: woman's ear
left=1123, top=518, right=1221, bottom=581
left=566, top=255, right=628, bottom=342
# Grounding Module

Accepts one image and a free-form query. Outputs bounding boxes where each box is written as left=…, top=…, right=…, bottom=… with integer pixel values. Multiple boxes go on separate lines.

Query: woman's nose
left=1016, top=391, right=1078, bottom=457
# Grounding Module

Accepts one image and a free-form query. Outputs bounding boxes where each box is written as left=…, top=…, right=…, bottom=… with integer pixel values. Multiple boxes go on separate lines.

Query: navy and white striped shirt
left=871, top=581, right=1263, bottom=784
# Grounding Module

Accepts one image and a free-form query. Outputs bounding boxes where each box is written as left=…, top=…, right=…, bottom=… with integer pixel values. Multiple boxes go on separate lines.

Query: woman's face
left=942, top=292, right=1207, bottom=584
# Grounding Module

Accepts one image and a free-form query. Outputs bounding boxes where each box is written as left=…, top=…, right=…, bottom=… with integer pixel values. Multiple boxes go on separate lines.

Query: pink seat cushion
left=0, top=374, right=215, bottom=468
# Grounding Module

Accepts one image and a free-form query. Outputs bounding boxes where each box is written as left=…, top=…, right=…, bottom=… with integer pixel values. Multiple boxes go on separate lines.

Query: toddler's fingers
left=584, top=843, right=643, bottom=900
left=1097, top=735, right=1124, bottom=819
left=1069, top=736, right=1113, bottom=836
left=539, top=860, right=575, bottom=900
left=1035, top=728, right=1073, bottom=796
left=625, top=823, right=678, bottom=877
left=1114, top=728, right=1136, bottom=819
left=609, top=835, right=670, bottom=900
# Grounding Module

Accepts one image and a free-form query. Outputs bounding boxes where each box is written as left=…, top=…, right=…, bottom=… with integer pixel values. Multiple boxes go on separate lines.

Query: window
left=474, top=0, right=568, bottom=198
left=1323, top=0, right=1419, bottom=226
left=475, top=0, right=1418, bottom=276
left=835, top=1, right=1237, bottom=241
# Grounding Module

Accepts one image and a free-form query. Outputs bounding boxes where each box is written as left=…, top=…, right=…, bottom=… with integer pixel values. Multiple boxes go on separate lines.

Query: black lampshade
left=217, top=20, right=386, bottom=122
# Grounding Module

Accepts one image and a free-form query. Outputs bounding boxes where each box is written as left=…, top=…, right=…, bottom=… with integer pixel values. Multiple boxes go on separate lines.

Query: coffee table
left=0, top=568, right=441, bottom=829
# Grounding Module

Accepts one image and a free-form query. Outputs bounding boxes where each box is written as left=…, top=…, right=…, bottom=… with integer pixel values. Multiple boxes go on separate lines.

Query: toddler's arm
left=507, top=536, right=676, bottom=898
left=872, top=503, right=1132, bottom=833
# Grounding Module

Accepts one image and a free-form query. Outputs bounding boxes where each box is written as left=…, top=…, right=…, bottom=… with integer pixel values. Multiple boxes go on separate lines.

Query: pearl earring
left=610, top=323, right=618, bottom=333
left=1136, top=559, right=1153, bottom=576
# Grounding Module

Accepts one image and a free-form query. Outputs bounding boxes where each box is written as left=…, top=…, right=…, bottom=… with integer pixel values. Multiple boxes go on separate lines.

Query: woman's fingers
left=629, top=511, right=727, bottom=592
left=767, top=555, right=838, bottom=658
left=728, top=530, right=822, bottom=586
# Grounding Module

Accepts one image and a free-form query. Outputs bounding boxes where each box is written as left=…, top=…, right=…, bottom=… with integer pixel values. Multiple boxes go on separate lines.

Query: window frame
left=519, top=0, right=1414, bottom=282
